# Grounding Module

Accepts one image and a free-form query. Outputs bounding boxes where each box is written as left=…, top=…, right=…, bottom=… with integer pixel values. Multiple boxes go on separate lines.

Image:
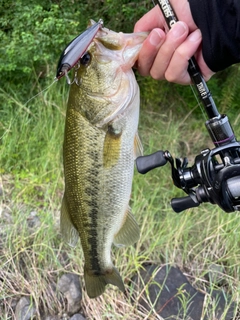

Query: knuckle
left=165, top=69, right=190, bottom=85
left=203, top=71, right=215, bottom=82
left=134, top=20, right=141, bottom=33
left=150, top=68, right=162, bottom=80
left=139, top=68, right=150, bottom=77
left=164, top=70, right=177, bottom=83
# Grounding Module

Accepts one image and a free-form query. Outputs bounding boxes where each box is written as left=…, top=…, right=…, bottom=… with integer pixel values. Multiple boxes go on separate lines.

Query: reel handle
left=136, top=151, right=167, bottom=174
left=171, top=196, right=200, bottom=213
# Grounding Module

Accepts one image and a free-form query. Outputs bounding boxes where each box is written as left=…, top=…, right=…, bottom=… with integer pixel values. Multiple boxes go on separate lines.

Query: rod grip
left=155, top=0, right=219, bottom=119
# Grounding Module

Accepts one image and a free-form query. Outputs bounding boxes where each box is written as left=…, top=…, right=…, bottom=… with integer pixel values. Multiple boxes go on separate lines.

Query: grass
left=0, top=75, right=240, bottom=319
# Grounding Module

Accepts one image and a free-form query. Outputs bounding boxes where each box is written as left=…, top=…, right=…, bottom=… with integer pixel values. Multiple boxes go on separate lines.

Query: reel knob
left=136, top=151, right=167, bottom=174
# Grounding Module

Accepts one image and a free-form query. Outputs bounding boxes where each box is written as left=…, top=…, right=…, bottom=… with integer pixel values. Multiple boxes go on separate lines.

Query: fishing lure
left=25, top=19, right=103, bottom=105
left=56, top=19, right=104, bottom=83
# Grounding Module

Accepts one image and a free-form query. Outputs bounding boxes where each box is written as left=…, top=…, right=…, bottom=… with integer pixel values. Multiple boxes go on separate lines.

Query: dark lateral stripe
left=85, top=143, right=102, bottom=272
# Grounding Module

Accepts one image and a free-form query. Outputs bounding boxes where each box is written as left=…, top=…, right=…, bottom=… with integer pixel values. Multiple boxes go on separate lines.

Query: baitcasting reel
left=136, top=115, right=240, bottom=213
left=136, top=0, right=240, bottom=214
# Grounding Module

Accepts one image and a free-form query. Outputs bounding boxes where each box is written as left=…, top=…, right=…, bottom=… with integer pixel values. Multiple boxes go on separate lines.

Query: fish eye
left=80, top=52, right=91, bottom=65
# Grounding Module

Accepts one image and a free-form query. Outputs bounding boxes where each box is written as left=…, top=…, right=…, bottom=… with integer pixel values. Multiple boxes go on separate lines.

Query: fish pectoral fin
left=134, top=132, right=143, bottom=159
left=103, top=124, right=122, bottom=168
left=60, top=195, right=79, bottom=247
left=84, top=267, right=125, bottom=299
left=113, top=206, right=140, bottom=247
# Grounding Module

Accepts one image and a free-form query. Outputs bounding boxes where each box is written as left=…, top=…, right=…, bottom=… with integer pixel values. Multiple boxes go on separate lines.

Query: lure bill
left=55, top=19, right=104, bottom=82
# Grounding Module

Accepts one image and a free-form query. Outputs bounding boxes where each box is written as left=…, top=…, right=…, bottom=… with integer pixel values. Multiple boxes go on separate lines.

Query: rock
left=57, top=273, right=82, bottom=315
left=15, top=296, right=36, bottom=320
left=59, top=251, right=70, bottom=267
left=43, top=316, right=60, bottom=320
left=61, top=313, right=68, bottom=320
left=10, top=297, right=19, bottom=310
left=204, top=289, right=235, bottom=319
left=0, top=206, right=13, bottom=224
left=27, top=211, right=41, bottom=229
left=207, top=263, right=225, bottom=285
left=131, top=264, right=235, bottom=320
left=44, top=312, right=68, bottom=320
left=69, top=314, right=86, bottom=320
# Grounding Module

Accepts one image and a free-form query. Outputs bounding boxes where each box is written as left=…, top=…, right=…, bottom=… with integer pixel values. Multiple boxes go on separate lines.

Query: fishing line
left=189, top=83, right=220, bottom=145
left=189, top=84, right=207, bottom=120
left=24, top=78, right=58, bottom=106
left=24, top=20, right=103, bottom=106
left=24, top=61, right=81, bottom=106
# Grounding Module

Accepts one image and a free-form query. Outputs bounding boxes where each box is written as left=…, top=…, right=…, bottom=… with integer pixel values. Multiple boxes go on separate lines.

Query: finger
left=136, top=29, right=166, bottom=76
left=170, top=0, right=198, bottom=31
left=195, top=50, right=215, bottom=81
left=134, top=6, right=165, bottom=32
left=164, top=29, right=202, bottom=84
left=150, top=21, right=189, bottom=80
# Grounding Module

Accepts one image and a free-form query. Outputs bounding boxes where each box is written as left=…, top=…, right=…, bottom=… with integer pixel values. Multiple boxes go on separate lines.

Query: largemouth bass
left=60, top=21, right=147, bottom=299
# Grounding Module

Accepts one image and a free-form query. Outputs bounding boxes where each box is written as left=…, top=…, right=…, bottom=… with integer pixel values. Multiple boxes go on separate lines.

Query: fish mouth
left=94, top=30, right=149, bottom=68
left=121, top=32, right=149, bottom=67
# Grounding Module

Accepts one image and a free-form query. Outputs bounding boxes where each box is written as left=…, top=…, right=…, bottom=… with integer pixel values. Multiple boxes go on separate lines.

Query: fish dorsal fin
left=60, top=195, right=79, bottom=247
left=113, top=206, right=140, bottom=247
left=134, top=132, right=143, bottom=159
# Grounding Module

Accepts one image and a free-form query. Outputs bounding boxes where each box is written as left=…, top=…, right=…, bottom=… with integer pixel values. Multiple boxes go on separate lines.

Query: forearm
left=189, top=0, right=240, bottom=72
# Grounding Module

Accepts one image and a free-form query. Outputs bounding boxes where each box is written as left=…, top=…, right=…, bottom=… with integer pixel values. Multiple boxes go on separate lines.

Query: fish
left=60, top=20, right=148, bottom=299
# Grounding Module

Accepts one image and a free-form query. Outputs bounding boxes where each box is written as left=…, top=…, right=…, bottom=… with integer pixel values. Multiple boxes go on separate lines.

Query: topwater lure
left=56, top=19, right=104, bottom=83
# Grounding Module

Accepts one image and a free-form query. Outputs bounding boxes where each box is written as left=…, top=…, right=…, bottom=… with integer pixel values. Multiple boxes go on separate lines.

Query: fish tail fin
left=84, top=267, right=125, bottom=298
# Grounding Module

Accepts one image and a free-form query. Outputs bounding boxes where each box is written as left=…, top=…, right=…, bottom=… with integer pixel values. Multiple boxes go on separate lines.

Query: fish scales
left=60, top=21, right=148, bottom=298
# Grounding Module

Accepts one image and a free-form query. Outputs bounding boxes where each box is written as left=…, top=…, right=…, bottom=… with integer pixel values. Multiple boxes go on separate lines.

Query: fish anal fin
left=134, top=132, right=143, bottom=159
left=103, top=125, right=122, bottom=168
left=84, top=267, right=125, bottom=298
left=60, top=194, right=79, bottom=247
left=113, top=206, right=140, bottom=247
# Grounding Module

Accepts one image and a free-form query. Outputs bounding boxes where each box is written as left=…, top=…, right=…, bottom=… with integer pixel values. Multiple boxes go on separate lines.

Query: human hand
left=134, top=1, right=214, bottom=84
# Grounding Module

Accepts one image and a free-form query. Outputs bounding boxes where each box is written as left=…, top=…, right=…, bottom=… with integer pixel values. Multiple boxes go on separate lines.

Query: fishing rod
left=136, top=0, right=240, bottom=213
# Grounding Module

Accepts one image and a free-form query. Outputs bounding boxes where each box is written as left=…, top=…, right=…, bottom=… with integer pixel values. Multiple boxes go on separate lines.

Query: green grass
left=0, top=76, right=240, bottom=319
